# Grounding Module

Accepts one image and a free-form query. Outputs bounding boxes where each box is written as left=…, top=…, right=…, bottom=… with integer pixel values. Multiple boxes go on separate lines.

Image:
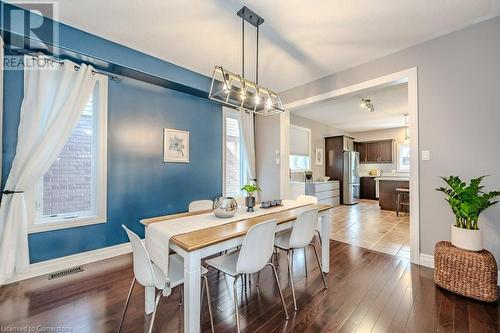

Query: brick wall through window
left=42, top=95, right=94, bottom=216
left=225, top=116, right=241, bottom=197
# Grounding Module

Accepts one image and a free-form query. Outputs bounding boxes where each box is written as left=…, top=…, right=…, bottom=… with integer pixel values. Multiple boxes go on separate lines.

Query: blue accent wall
left=1, top=4, right=222, bottom=263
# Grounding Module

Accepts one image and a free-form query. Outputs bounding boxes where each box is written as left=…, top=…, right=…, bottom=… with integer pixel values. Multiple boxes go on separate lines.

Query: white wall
left=353, top=127, right=408, bottom=175
left=255, top=114, right=281, bottom=201
left=280, top=16, right=500, bottom=260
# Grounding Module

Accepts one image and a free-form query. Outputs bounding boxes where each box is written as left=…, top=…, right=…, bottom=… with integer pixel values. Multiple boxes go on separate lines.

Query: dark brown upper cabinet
left=357, top=142, right=367, bottom=163
left=355, top=139, right=394, bottom=163
left=378, top=140, right=393, bottom=163
left=366, top=142, right=379, bottom=162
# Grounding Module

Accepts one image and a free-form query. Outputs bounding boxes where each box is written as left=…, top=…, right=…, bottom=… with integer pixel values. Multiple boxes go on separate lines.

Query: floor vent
left=48, top=266, right=84, bottom=280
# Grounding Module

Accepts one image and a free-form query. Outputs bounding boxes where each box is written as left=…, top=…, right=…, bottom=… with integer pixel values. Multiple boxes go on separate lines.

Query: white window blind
left=224, top=109, right=249, bottom=197
left=290, top=125, right=310, bottom=156
left=225, top=115, right=241, bottom=196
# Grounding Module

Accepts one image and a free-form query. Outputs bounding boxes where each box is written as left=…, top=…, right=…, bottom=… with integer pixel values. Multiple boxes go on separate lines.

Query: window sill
left=28, top=215, right=107, bottom=234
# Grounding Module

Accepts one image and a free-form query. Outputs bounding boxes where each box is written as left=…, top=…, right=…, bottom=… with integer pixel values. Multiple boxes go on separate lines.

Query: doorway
left=280, top=68, right=420, bottom=264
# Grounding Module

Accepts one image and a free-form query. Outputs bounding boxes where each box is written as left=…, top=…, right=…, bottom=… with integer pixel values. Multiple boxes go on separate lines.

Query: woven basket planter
left=434, top=241, right=498, bottom=302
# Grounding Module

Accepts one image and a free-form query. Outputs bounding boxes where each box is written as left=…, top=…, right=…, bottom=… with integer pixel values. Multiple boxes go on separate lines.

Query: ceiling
left=292, top=83, right=408, bottom=133
left=16, top=0, right=500, bottom=92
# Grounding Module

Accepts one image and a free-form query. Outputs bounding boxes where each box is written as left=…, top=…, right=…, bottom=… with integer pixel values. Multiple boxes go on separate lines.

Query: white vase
left=451, top=225, right=482, bottom=251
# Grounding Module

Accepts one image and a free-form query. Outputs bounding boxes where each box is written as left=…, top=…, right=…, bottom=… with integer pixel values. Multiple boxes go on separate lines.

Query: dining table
left=140, top=200, right=333, bottom=333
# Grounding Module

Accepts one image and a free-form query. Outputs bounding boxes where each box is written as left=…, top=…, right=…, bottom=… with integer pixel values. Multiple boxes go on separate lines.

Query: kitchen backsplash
left=359, top=163, right=409, bottom=177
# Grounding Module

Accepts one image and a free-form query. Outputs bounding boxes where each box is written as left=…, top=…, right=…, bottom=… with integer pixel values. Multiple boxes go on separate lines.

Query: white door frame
left=280, top=67, right=420, bottom=264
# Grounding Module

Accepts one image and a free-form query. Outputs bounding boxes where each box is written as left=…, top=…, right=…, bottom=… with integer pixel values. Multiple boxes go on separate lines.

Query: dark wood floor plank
left=438, top=290, right=455, bottom=333
left=349, top=258, right=409, bottom=332
left=1, top=240, right=498, bottom=333
left=260, top=244, right=381, bottom=332
left=404, top=265, right=443, bottom=332
left=468, top=300, right=487, bottom=333
left=369, top=261, right=412, bottom=333
left=454, top=294, right=470, bottom=333
left=300, top=249, right=399, bottom=332
left=482, top=300, right=500, bottom=333
left=325, top=255, right=404, bottom=332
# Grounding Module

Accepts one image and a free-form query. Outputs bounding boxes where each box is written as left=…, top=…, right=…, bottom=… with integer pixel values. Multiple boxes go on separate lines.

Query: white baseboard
left=419, top=252, right=500, bottom=286
left=5, top=242, right=132, bottom=284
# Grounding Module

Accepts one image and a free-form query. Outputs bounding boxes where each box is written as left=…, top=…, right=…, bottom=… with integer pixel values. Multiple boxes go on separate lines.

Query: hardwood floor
left=331, top=200, right=411, bottom=260
left=0, top=241, right=498, bottom=332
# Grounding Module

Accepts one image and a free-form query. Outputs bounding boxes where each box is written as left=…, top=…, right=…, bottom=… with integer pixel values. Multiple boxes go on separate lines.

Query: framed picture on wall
left=164, top=128, right=189, bottom=163
left=315, top=148, right=324, bottom=165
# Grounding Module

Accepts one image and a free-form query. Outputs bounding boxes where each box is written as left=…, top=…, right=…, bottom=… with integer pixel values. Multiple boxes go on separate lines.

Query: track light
left=361, top=98, right=375, bottom=112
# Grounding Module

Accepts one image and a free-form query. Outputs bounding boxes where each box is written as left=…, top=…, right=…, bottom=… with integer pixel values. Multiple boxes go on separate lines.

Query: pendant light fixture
left=209, top=6, right=285, bottom=116
left=404, top=113, right=410, bottom=141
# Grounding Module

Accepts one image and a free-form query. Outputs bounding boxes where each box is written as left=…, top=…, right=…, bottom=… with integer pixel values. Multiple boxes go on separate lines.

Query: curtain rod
left=3, top=46, right=119, bottom=80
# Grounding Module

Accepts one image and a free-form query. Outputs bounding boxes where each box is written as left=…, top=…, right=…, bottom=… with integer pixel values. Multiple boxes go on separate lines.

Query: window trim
left=28, top=75, right=108, bottom=234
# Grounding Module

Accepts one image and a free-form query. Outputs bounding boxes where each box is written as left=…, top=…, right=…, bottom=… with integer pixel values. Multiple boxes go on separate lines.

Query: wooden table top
left=141, top=204, right=332, bottom=252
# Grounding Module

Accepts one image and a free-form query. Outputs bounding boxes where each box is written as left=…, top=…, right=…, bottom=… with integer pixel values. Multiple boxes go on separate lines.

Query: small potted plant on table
left=241, top=184, right=261, bottom=212
left=436, top=175, right=500, bottom=251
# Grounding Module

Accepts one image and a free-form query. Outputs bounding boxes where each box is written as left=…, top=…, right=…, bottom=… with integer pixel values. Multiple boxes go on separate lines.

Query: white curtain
left=0, top=56, right=98, bottom=284
left=239, top=111, right=258, bottom=200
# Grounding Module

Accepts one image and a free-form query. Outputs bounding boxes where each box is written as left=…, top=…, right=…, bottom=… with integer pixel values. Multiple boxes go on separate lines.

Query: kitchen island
left=375, top=177, right=409, bottom=211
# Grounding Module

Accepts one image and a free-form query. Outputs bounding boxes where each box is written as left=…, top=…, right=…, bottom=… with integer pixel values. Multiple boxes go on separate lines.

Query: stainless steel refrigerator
left=343, top=151, right=360, bottom=205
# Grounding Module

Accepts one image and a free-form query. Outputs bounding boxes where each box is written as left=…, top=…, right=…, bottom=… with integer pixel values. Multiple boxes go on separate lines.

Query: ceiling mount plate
left=237, top=6, right=264, bottom=27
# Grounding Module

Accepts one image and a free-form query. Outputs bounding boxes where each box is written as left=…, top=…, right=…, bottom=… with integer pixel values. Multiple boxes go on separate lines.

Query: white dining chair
left=274, top=208, right=327, bottom=311
left=296, top=194, right=318, bottom=205
left=295, top=195, right=322, bottom=276
left=205, top=219, right=289, bottom=332
left=188, top=199, right=213, bottom=212
left=118, top=226, right=214, bottom=333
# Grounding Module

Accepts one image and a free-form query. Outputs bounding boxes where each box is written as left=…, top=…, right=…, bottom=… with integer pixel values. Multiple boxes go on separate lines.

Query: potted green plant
left=241, top=184, right=262, bottom=212
left=436, top=176, right=500, bottom=251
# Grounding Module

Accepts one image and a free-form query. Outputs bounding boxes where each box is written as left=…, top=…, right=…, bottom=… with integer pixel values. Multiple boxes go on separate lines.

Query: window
left=30, top=77, right=108, bottom=233
left=223, top=109, right=248, bottom=197
left=289, top=155, right=310, bottom=171
left=397, top=142, right=410, bottom=172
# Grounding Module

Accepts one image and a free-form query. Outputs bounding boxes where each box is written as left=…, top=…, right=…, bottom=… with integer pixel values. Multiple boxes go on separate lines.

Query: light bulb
left=240, top=92, right=246, bottom=100
left=254, top=94, right=260, bottom=105
left=266, top=98, right=272, bottom=106
left=223, top=83, right=229, bottom=93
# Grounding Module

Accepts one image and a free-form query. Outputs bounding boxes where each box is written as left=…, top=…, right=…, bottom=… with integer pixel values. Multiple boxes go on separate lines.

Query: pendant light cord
left=242, top=17, right=245, bottom=78
left=256, top=25, right=259, bottom=84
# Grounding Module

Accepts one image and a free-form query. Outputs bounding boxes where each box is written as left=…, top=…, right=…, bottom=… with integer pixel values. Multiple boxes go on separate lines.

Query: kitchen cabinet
left=366, top=142, right=379, bottom=162
left=355, top=139, right=394, bottom=163
left=357, top=142, right=367, bottom=163
left=378, top=180, right=409, bottom=211
left=378, top=140, right=393, bottom=162
left=360, top=177, right=376, bottom=199
left=325, top=135, right=354, bottom=203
